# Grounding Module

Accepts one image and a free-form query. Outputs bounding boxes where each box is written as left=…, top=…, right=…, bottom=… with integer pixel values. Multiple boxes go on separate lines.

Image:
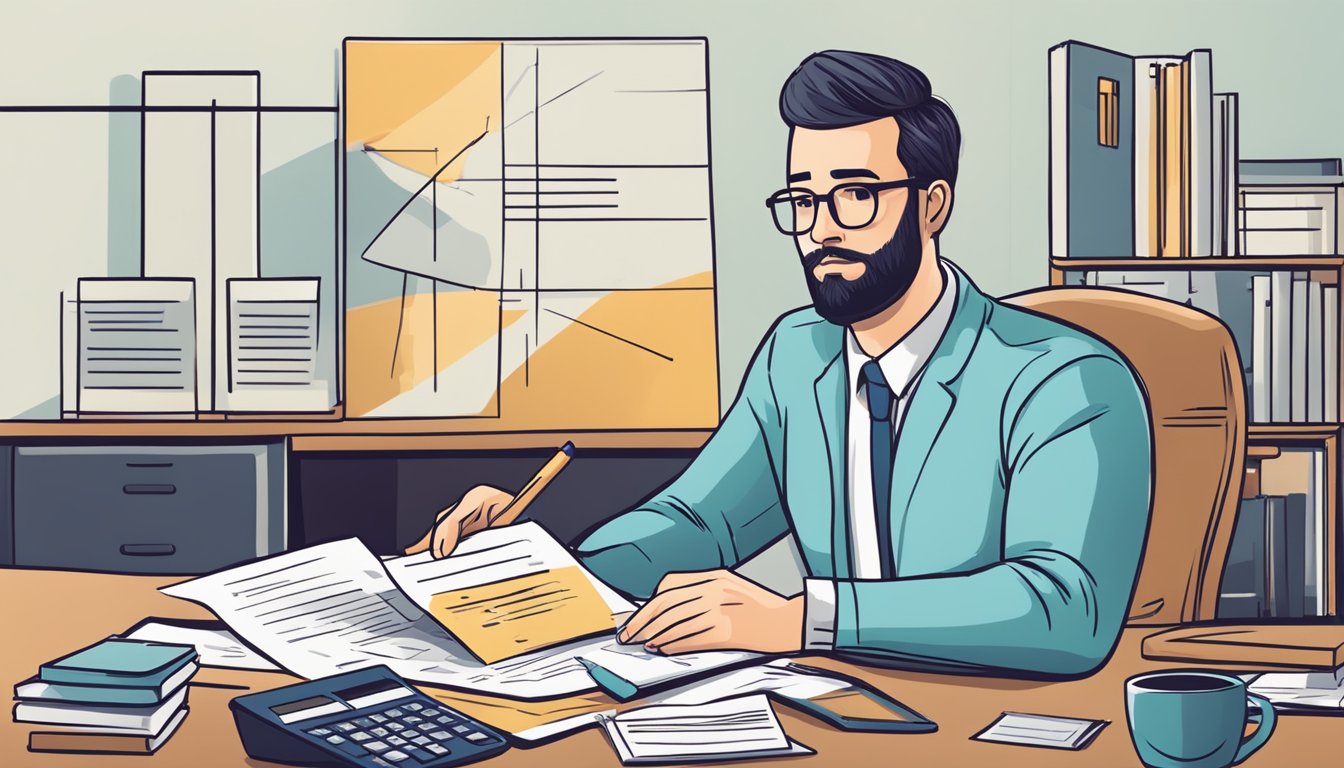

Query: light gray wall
left=4, top=0, right=1342, bottom=410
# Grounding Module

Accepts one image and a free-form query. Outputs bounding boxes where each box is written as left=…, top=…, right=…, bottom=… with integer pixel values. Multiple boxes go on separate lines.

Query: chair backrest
left=1003, top=287, right=1246, bottom=625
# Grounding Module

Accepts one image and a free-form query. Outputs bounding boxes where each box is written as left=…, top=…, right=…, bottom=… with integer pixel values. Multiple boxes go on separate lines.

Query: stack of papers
left=598, top=694, right=812, bottom=765
left=161, top=522, right=751, bottom=699
left=1249, top=666, right=1344, bottom=710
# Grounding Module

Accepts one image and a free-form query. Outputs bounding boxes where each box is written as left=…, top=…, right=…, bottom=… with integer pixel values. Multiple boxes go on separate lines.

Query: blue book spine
left=1049, top=41, right=1135, bottom=258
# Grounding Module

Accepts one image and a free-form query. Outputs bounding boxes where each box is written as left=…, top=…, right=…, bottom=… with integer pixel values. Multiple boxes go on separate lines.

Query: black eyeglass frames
left=764, top=178, right=922, bottom=235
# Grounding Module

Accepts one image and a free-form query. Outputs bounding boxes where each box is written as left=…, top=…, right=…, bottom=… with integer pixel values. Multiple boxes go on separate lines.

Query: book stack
left=13, top=637, right=198, bottom=755
left=1219, top=446, right=1329, bottom=621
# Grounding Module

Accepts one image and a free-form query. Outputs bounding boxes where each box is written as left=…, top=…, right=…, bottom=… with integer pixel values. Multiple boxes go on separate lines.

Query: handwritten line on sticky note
left=428, top=565, right=617, bottom=664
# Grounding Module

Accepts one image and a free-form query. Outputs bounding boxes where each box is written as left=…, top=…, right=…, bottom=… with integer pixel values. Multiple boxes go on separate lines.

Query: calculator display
left=336, top=678, right=416, bottom=709
left=270, top=695, right=348, bottom=723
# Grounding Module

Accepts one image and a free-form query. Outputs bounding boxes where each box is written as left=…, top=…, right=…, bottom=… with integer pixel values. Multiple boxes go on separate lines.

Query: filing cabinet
left=12, top=443, right=285, bottom=574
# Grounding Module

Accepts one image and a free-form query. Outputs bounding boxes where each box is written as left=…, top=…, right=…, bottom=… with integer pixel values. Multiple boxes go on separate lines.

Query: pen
left=486, top=441, right=576, bottom=527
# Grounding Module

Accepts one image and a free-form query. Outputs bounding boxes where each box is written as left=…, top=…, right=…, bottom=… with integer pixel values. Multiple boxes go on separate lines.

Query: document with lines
left=161, top=522, right=746, bottom=699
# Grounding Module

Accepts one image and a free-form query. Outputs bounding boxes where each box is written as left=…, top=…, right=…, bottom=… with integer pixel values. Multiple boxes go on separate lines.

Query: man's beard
left=801, top=192, right=923, bottom=326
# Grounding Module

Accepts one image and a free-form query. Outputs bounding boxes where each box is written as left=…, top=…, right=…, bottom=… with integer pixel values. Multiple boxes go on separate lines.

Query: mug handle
left=1232, top=693, right=1277, bottom=765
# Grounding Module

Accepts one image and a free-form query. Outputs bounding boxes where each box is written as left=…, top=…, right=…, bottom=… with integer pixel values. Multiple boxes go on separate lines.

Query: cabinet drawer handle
left=119, top=544, right=176, bottom=556
left=126, top=462, right=174, bottom=468
left=123, top=484, right=176, bottom=495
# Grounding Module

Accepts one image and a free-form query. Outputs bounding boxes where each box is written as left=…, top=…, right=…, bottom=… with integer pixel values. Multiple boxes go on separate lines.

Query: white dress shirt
left=802, top=260, right=958, bottom=650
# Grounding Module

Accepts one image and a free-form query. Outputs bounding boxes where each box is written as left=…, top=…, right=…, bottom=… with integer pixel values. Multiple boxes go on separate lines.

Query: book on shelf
left=27, top=706, right=189, bottom=755
left=1050, top=42, right=1222, bottom=260
left=1238, top=159, right=1343, bottom=257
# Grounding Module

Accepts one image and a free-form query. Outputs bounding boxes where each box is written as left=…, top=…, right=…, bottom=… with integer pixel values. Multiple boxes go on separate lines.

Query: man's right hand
left=403, top=484, right=516, bottom=558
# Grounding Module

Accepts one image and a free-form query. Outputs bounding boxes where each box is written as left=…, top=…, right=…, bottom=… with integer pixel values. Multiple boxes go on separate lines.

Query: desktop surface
left=0, top=567, right=1332, bottom=767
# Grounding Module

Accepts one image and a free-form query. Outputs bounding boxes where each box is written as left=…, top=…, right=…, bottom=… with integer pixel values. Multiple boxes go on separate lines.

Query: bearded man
left=409, top=50, right=1153, bottom=678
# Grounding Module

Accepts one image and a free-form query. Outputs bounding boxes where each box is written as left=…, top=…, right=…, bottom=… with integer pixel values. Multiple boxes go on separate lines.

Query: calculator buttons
left=425, top=743, right=450, bottom=757
left=451, top=724, right=471, bottom=734
left=351, top=732, right=372, bottom=742
left=429, top=730, right=453, bottom=741
left=404, top=702, right=422, bottom=711
left=334, top=722, right=357, bottom=732
left=416, top=722, right=438, bottom=733
left=307, top=727, right=332, bottom=737
left=353, top=717, right=376, bottom=728
left=420, top=709, right=439, bottom=717
left=386, top=735, right=408, bottom=747
left=363, top=740, right=390, bottom=754
left=387, top=722, right=407, bottom=732
left=465, top=732, right=492, bottom=743
left=386, top=708, right=404, bottom=717
left=370, top=726, right=390, bottom=737
left=404, top=715, right=424, bottom=724
left=383, top=750, right=410, bottom=763
left=410, top=735, right=432, bottom=746
left=435, top=715, right=453, bottom=725
left=370, top=713, right=388, bottom=723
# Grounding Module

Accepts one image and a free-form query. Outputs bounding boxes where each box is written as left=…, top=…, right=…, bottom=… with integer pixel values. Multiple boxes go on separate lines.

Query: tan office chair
left=1003, top=287, right=1246, bottom=625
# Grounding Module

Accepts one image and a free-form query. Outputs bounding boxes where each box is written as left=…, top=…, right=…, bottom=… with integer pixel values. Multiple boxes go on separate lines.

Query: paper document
left=598, top=693, right=812, bottom=764
left=223, top=278, right=332, bottom=412
left=972, top=711, right=1108, bottom=750
left=1249, top=667, right=1344, bottom=710
left=383, top=523, right=633, bottom=664
left=162, top=522, right=743, bottom=700
left=75, top=278, right=196, bottom=414
left=122, top=620, right=280, bottom=672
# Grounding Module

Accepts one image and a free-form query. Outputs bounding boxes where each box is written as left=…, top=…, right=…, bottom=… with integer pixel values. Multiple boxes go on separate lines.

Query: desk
left=1, top=568, right=1331, bottom=767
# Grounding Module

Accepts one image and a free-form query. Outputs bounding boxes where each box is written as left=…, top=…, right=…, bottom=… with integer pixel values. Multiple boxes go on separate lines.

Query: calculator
left=230, top=666, right=509, bottom=767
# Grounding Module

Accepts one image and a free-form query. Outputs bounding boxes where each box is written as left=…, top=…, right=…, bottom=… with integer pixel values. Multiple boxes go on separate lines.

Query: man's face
left=786, top=118, right=926, bottom=325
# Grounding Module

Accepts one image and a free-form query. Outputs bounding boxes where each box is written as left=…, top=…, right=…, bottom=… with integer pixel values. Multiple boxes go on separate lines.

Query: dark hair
left=780, top=50, right=961, bottom=194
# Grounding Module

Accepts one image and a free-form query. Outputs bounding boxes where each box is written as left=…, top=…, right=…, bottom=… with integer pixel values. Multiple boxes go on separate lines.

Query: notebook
left=39, top=638, right=197, bottom=687
left=16, top=662, right=198, bottom=706
left=13, top=686, right=187, bottom=732
left=597, top=694, right=812, bottom=765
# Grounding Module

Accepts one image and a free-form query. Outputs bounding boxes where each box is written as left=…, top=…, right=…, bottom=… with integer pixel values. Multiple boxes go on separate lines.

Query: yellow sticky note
left=428, top=566, right=616, bottom=664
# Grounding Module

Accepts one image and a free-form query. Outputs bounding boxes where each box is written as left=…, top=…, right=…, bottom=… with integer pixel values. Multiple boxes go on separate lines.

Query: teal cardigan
left=576, top=262, right=1153, bottom=677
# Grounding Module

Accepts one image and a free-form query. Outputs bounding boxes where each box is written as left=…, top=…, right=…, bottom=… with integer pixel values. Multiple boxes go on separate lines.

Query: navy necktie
left=858, top=360, right=897, bottom=579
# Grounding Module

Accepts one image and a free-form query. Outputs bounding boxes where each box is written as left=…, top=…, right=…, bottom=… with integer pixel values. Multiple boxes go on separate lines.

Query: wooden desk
left=1, top=568, right=1332, bottom=767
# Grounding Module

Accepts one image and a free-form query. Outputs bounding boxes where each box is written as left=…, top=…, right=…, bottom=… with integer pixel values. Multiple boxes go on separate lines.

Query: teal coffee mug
left=1125, top=670, right=1276, bottom=768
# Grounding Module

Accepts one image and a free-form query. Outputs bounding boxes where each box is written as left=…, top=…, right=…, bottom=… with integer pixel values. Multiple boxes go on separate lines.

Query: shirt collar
left=845, top=259, right=959, bottom=398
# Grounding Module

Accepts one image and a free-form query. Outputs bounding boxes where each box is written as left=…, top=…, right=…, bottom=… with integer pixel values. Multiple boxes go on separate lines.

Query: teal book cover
left=38, top=639, right=196, bottom=687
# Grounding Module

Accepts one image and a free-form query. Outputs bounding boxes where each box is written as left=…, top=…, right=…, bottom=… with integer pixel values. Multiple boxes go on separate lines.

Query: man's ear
left=923, top=179, right=953, bottom=237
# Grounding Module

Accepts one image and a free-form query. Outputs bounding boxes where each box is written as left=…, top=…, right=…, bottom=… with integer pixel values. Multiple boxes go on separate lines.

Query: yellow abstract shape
left=344, top=290, right=524, bottom=418
left=346, top=41, right=499, bottom=146
left=347, top=41, right=502, bottom=183
left=427, top=566, right=616, bottom=665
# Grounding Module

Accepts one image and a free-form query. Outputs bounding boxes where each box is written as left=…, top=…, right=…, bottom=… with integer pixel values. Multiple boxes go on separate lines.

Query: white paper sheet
left=514, top=659, right=852, bottom=743
left=1248, top=667, right=1344, bottom=709
left=598, top=693, right=811, bottom=764
left=123, top=621, right=280, bottom=671
left=972, top=711, right=1108, bottom=749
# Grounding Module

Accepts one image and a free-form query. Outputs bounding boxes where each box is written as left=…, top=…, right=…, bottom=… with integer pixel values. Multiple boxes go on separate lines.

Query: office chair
left=1004, top=287, right=1247, bottom=625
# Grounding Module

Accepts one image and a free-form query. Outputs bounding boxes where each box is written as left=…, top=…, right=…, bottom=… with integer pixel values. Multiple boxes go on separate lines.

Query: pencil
left=487, top=441, right=576, bottom=526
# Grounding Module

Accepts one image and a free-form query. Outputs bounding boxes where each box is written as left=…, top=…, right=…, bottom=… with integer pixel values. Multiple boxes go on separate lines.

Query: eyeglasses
left=764, top=178, right=922, bottom=236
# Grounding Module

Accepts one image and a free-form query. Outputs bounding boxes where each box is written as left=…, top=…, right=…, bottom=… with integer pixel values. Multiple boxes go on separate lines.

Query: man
left=408, top=50, right=1152, bottom=678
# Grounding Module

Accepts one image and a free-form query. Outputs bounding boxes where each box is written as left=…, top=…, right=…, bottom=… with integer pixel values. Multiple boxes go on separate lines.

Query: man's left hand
left=617, top=570, right=803, bottom=655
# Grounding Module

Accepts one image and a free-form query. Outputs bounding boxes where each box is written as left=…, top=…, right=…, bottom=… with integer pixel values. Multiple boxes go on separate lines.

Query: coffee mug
left=1125, top=670, right=1276, bottom=768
